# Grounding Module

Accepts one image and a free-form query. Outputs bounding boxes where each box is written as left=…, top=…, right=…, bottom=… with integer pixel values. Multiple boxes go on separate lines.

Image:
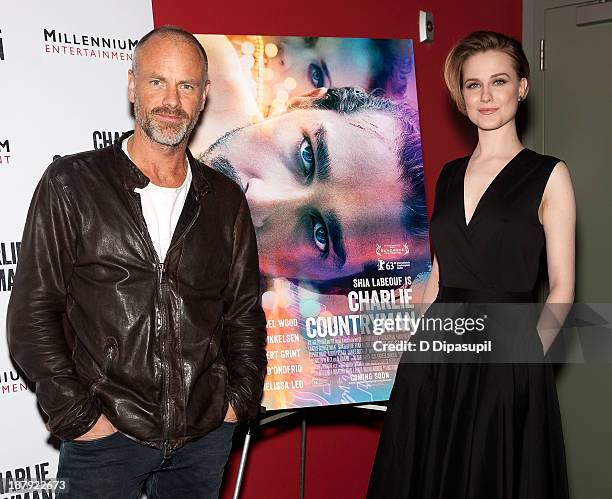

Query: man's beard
left=135, top=99, right=198, bottom=147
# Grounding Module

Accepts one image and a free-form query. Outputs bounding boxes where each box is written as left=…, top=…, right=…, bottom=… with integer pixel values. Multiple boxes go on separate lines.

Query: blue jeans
left=56, top=422, right=236, bottom=499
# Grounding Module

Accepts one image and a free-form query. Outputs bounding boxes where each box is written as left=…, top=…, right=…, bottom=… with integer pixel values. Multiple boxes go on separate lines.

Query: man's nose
left=245, top=178, right=309, bottom=228
left=162, top=85, right=180, bottom=108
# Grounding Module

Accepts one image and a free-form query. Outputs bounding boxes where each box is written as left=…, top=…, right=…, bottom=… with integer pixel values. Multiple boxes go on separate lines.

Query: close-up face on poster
left=188, top=34, right=431, bottom=410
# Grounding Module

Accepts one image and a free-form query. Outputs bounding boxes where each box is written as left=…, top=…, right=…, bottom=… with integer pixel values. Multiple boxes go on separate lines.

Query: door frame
left=522, top=0, right=595, bottom=152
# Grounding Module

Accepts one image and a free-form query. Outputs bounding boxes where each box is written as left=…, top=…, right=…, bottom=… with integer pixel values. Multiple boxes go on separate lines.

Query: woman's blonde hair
left=444, top=31, right=530, bottom=115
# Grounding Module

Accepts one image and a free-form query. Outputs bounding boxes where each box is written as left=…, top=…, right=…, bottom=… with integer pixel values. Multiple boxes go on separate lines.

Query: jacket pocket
left=102, top=336, right=118, bottom=377
left=214, top=360, right=230, bottom=421
left=202, top=316, right=224, bottom=370
left=90, top=336, right=118, bottom=395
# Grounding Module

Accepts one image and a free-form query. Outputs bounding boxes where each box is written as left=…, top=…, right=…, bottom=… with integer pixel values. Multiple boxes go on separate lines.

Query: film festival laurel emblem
left=376, top=243, right=411, bottom=271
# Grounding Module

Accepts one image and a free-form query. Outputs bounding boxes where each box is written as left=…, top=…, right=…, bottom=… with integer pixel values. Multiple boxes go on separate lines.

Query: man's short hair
left=133, top=25, right=209, bottom=81
left=292, top=87, right=429, bottom=293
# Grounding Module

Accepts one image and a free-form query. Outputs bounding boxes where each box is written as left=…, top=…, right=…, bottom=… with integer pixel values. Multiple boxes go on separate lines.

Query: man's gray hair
left=132, top=25, right=208, bottom=81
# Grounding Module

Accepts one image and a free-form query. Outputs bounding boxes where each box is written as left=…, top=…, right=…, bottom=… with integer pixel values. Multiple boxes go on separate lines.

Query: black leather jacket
left=6, top=132, right=267, bottom=451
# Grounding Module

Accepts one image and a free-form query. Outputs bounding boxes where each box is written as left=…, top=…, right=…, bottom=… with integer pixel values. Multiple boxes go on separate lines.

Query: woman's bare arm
left=538, top=161, right=576, bottom=354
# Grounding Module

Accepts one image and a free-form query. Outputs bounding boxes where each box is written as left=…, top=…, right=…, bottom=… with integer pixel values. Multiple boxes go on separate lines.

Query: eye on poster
left=189, top=34, right=431, bottom=410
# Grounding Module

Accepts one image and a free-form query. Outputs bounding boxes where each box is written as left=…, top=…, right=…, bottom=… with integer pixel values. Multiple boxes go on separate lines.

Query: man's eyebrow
left=325, top=210, right=347, bottom=269
left=310, top=127, right=345, bottom=267
left=321, top=61, right=331, bottom=86
left=178, top=79, right=202, bottom=86
left=144, top=74, right=201, bottom=85
left=313, top=126, right=331, bottom=181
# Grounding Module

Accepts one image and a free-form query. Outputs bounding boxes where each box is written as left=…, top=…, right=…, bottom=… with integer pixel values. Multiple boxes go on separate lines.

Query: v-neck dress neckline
left=461, top=148, right=526, bottom=230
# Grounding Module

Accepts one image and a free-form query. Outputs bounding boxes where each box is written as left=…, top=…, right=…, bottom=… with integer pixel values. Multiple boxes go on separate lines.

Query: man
left=6, top=25, right=266, bottom=498
left=200, top=86, right=431, bottom=291
left=187, top=35, right=429, bottom=290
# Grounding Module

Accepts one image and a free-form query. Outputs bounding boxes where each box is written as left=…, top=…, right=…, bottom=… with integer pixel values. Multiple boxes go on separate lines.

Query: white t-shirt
left=122, top=137, right=192, bottom=262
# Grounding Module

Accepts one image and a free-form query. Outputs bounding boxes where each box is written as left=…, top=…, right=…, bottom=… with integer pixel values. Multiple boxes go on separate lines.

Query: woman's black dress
left=367, top=149, right=569, bottom=499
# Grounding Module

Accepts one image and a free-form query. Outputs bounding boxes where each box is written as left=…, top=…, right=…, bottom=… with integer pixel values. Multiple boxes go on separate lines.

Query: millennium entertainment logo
left=43, top=28, right=138, bottom=61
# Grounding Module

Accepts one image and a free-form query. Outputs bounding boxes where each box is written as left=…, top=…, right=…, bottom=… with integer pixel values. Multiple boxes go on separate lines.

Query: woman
left=367, top=31, right=575, bottom=498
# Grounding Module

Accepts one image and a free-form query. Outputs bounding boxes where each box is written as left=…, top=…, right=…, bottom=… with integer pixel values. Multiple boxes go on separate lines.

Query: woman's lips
left=478, top=108, right=499, bottom=115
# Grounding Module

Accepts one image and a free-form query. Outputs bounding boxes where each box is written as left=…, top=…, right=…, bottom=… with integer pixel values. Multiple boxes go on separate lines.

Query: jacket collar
left=113, top=130, right=212, bottom=198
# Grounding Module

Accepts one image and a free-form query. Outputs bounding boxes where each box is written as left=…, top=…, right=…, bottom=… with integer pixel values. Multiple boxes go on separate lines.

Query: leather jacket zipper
left=127, top=191, right=173, bottom=454
left=126, top=188, right=206, bottom=456
left=164, top=204, right=202, bottom=257
left=163, top=440, right=172, bottom=459
left=157, top=207, right=201, bottom=456
left=158, top=262, right=171, bottom=455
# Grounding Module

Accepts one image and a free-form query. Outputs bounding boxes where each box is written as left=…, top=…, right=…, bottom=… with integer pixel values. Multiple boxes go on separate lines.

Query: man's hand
left=224, top=403, right=238, bottom=423
left=74, top=414, right=117, bottom=441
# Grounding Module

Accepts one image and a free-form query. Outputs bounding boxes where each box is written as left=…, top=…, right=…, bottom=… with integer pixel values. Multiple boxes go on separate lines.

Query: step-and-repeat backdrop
left=0, top=0, right=153, bottom=491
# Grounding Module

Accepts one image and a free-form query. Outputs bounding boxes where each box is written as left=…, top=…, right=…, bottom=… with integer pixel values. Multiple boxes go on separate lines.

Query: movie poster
left=189, top=35, right=431, bottom=410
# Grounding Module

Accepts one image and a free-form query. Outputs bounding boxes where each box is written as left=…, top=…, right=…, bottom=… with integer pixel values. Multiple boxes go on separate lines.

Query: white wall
left=0, top=1, right=152, bottom=492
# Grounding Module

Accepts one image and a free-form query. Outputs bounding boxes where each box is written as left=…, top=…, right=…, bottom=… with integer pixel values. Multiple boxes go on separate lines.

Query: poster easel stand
left=232, top=409, right=298, bottom=499
left=231, top=404, right=386, bottom=499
